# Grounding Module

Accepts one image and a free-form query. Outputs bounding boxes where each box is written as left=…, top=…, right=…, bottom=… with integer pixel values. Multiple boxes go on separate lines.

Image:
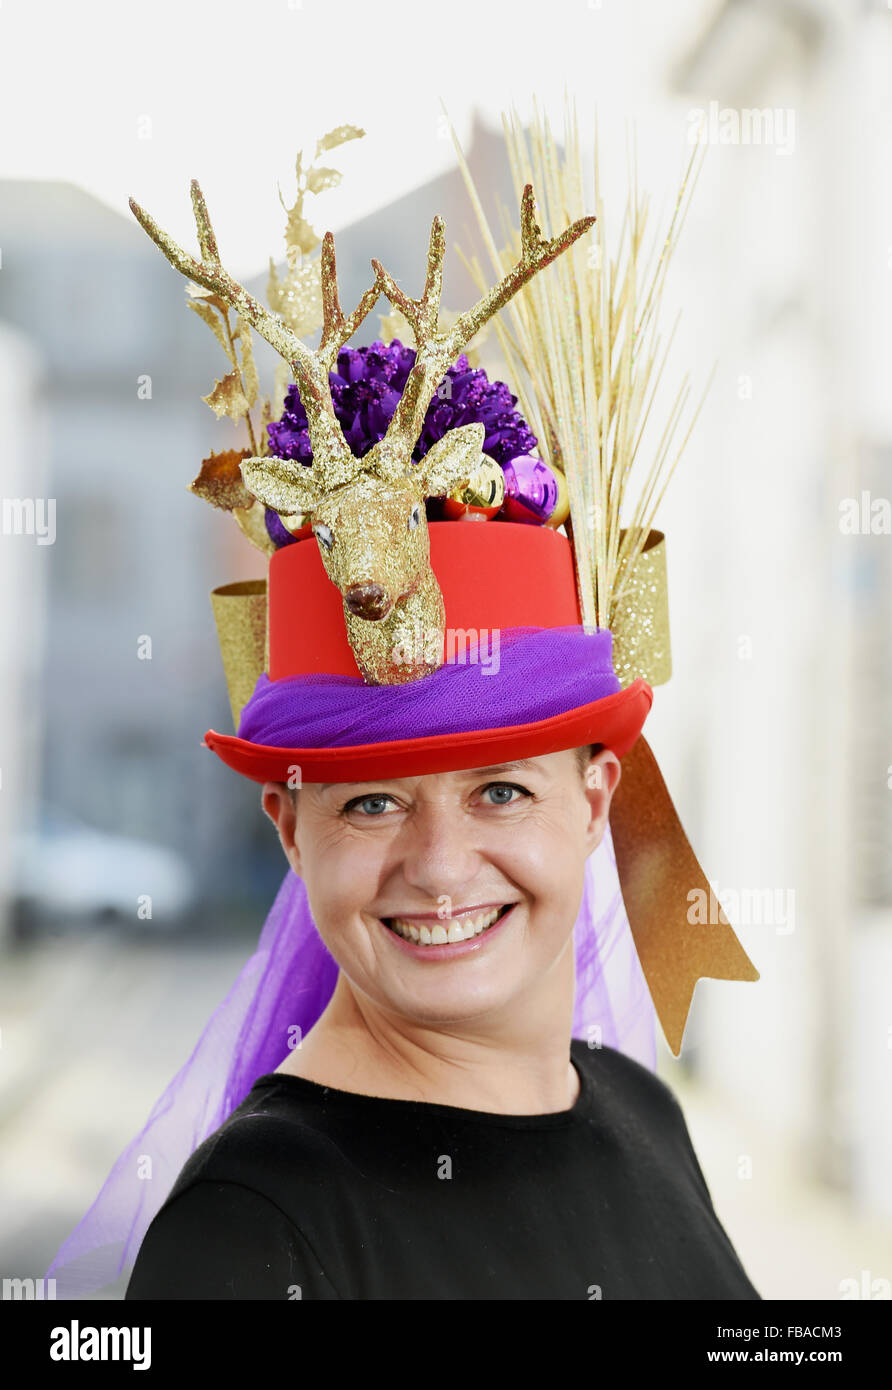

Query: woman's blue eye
left=483, top=782, right=530, bottom=805
left=340, top=782, right=530, bottom=818
left=342, top=794, right=393, bottom=816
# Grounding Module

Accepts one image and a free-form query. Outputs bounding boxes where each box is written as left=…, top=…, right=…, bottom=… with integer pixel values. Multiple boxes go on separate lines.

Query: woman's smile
left=376, top=902, right=519, bottom=959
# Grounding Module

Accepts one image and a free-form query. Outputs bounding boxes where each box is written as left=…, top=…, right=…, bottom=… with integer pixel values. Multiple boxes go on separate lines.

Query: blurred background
left=0, top=0, right=890, bottom=1300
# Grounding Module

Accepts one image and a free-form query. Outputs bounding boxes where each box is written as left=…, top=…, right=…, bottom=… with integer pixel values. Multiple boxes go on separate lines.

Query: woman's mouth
left=380, top=902, right=515, bottom=948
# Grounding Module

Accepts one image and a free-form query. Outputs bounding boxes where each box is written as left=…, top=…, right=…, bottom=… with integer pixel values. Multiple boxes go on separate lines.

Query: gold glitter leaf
left=190, top=448, right=253, bottom=510
left=284, top=210, right=319, bottom=256
left=271, top=359, right=290, bottom=421
left=257, top=396, right=272, bottom=456
left=305, top=167, right=342, bottom=195
left=266, top=258, right=284, bottom=312
left=314, top=124, right=364, bottom=157
left=235, top=315, right=259, bottom=408
left=232, top=499, right=276, bottom=556
left=202, top=370, right=251, bottom=422
left=186, top=298, right=236, bottom=365
left=267, top=258, right=324, bottom=337
left=185, top=283, right=230, bottom=315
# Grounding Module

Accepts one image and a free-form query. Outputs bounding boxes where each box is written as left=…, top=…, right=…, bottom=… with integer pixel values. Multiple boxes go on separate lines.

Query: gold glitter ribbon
left=210, top=580, right=268, bottom=729
left=603, top=532, right=759, bottom=1053
left=610, top=734, right=760, bottom=1056
left=609, top=529, right=672, bottom=689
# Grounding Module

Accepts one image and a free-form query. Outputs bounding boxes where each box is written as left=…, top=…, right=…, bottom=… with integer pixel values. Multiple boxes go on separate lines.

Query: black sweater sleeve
left=124, top=1180, right=340, bottom=1301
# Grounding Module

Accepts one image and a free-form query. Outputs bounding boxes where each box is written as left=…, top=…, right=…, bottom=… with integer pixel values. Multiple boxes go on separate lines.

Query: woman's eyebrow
left=462, top=760, right=541, bottom=778
left=318, top=759, right=542, bottom=794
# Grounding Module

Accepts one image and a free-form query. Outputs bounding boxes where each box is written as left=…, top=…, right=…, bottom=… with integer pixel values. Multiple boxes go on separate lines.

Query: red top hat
left=205, top=522, right=653, bottom=785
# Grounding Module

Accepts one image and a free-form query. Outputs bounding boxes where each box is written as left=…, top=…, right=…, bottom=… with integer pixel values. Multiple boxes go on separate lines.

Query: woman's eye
left=341, top=794, right=396, bottom=817
left=482, top=782, right=531, bottom=806
left=340, top=782, right=530, bottom=818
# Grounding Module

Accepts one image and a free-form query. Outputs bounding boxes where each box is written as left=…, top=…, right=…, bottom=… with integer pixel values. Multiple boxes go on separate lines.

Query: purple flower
left=263, top=340, right=537, bottom=546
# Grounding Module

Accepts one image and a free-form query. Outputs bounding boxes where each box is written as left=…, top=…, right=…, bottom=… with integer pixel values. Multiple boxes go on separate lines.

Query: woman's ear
left=580, top=749, right=621, bottom=853
left=261, top=782, right=302, bottom=876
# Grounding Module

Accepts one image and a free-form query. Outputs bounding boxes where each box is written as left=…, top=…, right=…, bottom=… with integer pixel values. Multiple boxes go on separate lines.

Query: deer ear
left=240, top=456, right=322, bottom=516
left=417, top=423, right=486, bottom=497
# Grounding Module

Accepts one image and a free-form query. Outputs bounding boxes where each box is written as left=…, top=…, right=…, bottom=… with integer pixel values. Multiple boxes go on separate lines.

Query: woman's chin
left=323, top=901, right=574, bottom=1024
left=372, top=914, right=546, bottom=1022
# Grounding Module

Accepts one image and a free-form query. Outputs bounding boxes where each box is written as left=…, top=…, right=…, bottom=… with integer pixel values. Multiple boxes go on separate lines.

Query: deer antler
left=363, top=184, right=595, bottom=481
left=129, top=180, right=382, bottom=490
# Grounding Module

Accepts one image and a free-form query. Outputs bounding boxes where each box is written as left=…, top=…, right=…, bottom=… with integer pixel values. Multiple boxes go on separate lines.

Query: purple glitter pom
left=262, top=340, right=538, bottom=546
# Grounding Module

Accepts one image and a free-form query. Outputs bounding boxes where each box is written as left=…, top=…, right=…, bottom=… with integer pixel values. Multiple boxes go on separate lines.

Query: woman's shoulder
left=571, top=1038, right=689, bottom=1128
left=126, top=1080, right=349, bottom=1299
left=162, top=1077, right=340, bottom=1208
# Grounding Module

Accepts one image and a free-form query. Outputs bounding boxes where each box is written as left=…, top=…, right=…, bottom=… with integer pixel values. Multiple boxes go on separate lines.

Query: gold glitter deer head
left=129, top=181, right=594, bottom=683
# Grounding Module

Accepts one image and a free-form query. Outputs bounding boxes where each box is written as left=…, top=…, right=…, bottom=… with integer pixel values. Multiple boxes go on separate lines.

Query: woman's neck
left=275, top=972, right=580, bottom=1115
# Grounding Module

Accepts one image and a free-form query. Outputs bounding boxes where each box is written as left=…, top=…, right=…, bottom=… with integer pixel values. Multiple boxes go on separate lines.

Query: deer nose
left=344, top=582, right=391, bottom=620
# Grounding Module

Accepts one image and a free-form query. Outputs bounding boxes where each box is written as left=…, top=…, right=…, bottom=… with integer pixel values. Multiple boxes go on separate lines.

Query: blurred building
left=664, top=0, right=892, bottom=1228
left=0, top=322, right=47, bottom=944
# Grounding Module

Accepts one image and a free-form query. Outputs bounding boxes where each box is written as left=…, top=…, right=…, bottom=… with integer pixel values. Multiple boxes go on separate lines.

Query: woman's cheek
left=310, top=838, right=381, bottom=923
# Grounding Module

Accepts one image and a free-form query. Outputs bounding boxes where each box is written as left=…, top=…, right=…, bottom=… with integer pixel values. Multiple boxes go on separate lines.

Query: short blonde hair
left=574, top=743, right=603, bottom=778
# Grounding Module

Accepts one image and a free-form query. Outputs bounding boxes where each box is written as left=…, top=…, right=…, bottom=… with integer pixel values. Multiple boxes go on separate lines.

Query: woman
left=123, top=738, right=760, bottom=1300
left=49, top=163, right=761, bottom=1301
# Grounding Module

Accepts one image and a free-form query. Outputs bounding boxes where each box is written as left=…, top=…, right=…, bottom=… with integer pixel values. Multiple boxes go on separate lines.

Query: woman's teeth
left=385, top=904, right=507, bottom=946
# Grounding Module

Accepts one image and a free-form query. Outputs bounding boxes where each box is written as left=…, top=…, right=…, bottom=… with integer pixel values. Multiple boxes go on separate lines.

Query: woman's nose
left=396, top=800, right=486, bottom=903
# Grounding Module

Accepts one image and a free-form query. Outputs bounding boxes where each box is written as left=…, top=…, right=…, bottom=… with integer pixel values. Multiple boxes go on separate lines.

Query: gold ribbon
left=610, top=737, right=760, bottom=1057
left=210, top=580, right=268, bottom=729
left=605, top=531, right=759, bottom=1055
left=610, top=529, right=672, bottom=688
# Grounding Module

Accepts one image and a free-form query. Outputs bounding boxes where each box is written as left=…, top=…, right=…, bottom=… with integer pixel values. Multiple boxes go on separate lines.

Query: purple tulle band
left=237, top=625, right=621, bottom=748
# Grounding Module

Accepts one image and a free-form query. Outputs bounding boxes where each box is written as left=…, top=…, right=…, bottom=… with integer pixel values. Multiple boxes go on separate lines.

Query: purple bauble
left=498, top=454, right=559, bottom=525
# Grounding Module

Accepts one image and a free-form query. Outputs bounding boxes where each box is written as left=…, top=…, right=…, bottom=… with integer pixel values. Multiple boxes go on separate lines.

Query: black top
left=125, top=1039, right=760, bottom=1301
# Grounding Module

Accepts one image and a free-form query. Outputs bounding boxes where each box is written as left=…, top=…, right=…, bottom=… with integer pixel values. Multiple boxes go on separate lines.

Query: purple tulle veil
left=46, top=823, right=655, bottom=1298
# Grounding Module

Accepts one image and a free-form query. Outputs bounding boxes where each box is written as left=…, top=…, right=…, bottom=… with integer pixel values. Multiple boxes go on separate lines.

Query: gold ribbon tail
left=610, top=734, right=760, bottom=1057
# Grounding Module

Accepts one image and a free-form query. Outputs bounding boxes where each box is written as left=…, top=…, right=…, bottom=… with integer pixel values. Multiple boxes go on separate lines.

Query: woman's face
left=262, top=749, right=620, bottom=1030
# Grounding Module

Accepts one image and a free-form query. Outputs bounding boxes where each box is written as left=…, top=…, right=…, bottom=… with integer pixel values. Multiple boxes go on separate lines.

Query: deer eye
left=313, top=523, right=334, bottom=550
left=408, top=503, right=422, bottom=531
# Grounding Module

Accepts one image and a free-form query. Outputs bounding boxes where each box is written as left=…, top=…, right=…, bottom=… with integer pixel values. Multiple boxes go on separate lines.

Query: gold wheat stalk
left=445, top=95, right=710, bottom=632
